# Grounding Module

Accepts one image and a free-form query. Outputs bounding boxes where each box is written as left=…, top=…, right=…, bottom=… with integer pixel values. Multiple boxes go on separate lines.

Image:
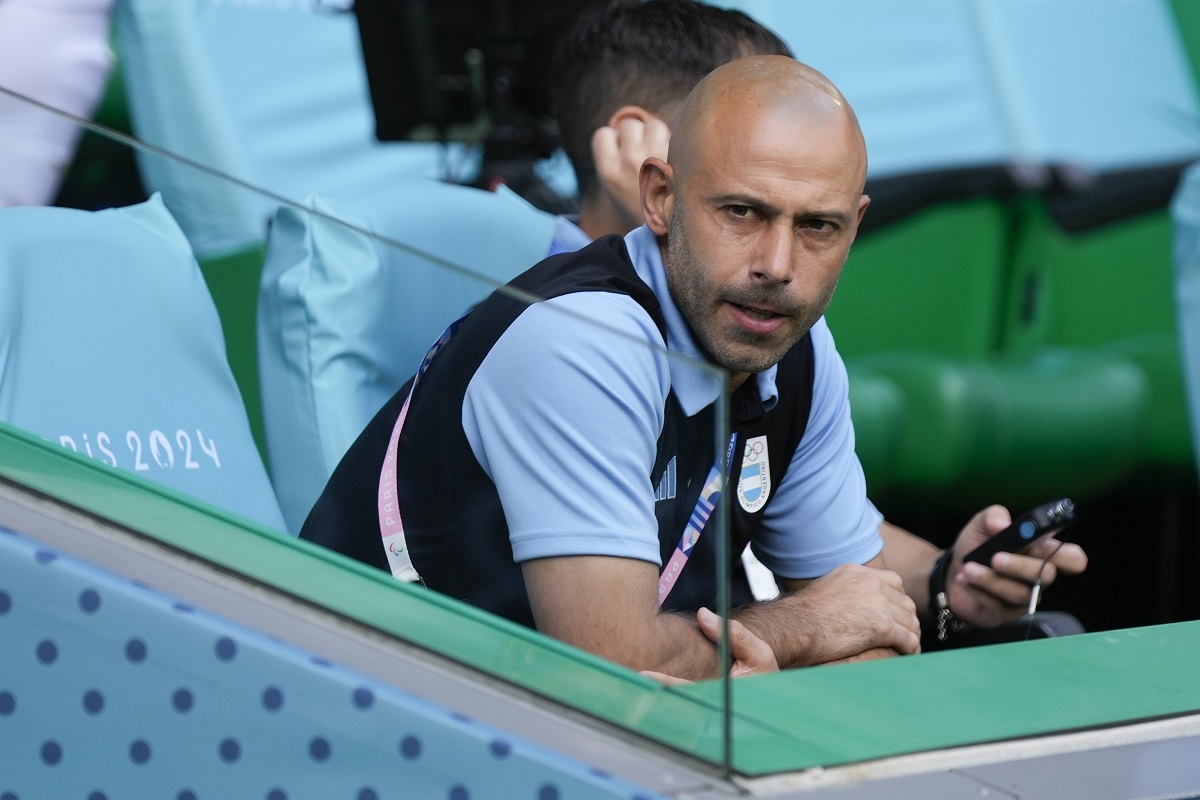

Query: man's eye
left=727, top=205, right=754, bottom=218
left=802, top=219, right=833, bottom=232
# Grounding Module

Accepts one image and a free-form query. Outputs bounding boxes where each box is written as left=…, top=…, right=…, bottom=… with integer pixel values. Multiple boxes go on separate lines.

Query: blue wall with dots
left=0, top=526, right=663, bottom=800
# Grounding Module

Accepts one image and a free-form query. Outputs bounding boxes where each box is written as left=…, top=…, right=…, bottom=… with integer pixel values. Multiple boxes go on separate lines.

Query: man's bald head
left=637, top=54, right=871, bottom=385
left=668, top=55, right=868, bottom=194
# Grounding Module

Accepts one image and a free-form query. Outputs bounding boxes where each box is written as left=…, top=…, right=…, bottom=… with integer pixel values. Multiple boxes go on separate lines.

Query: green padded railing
left=828, top=198, right=1013, bottom=360
left=828, top=188, right=1192, bottom=509
left=1001, top=197, right=1192, bottom=468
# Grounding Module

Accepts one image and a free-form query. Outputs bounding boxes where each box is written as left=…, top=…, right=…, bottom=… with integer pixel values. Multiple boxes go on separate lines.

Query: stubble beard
left=664, top=211, right=829, bottom=378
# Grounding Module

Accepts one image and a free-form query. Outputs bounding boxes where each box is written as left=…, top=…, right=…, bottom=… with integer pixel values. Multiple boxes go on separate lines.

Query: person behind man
left=545, top=0, right=793, bottom=255
left=302, top=55, right=1087, bottom=681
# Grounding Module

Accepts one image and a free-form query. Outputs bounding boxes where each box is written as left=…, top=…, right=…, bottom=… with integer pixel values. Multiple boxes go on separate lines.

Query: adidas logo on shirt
left=654, top=456, right=676, bottom=502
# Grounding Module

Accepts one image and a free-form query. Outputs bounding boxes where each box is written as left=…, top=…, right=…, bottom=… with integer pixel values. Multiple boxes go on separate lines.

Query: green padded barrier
left=1100, top=335, right=1194, bottom=466
left=1168, top=0, right=1200, bottom=92
left=1001, top=199, right=1192, bottom=468
left=198, top=245, right=268, bottom=466
left=1003, top=202, right=1177, bottom=351
left=845, top=364, right=906, bottom=495
left=827, top=198, right=1012, bottom=360
left=829, top=199, right=1020, bottom=500
left=856, top=349, right=1147, bottom=508
left=676, top=621, right=1200, bottom=776
left=4, top=420, right=1200, bottom=778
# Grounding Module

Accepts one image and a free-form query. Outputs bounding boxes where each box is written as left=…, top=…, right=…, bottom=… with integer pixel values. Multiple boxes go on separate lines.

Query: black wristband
left=929, top=549, right=969, bottom=642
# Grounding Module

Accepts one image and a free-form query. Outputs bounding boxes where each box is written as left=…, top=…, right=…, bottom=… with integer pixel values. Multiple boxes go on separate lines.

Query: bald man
left=303, top=56, right=1087, bottom=681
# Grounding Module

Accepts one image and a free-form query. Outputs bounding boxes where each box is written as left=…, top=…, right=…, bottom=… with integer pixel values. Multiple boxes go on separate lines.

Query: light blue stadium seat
left=113, top=0, right=477, bottom=257
left=0, top=195, right=287, bottom=532
left=257, top=182, right=557, bottom=534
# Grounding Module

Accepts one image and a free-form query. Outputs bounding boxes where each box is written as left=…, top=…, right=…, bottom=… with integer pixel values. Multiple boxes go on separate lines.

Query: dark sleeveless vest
left=302, top=235, right=815, bottom=627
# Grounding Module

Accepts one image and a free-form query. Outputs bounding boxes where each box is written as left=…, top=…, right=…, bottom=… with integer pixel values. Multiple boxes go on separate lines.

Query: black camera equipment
left=352, top=0, right=591, bottom=211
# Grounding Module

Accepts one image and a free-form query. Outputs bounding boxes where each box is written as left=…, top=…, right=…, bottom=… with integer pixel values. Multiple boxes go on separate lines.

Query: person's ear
left=847, top=194, right=871, bottom=247
left=606, top=104, right=657, bottom=130
left=639, top=156, right=674, bottom=237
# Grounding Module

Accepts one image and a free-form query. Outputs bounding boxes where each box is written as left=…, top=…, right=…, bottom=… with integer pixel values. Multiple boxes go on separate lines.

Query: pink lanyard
left=379, top=318, right=736, bottom=606
left=656, top=433, right=736, bottom=605
left=377, top=318, right=464, bottom=582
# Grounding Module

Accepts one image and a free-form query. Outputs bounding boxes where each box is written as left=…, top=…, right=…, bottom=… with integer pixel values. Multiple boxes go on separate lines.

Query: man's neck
left=578, top=193, right=637, bottom=242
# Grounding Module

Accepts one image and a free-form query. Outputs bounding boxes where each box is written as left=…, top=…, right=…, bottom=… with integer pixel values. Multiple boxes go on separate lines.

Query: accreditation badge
left=737, top=435, right=771, bottom=513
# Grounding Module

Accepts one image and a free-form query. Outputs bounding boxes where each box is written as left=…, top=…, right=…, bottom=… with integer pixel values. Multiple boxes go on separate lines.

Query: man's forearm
left=523, top=556, right=727, bottom=681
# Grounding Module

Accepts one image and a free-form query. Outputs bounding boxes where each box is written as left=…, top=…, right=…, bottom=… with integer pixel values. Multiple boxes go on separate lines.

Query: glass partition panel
left=0, top=81, right=741, bottom=776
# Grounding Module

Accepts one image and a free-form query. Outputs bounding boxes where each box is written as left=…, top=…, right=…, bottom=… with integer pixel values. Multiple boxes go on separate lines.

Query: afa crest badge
left=737, top=435, right=771, bottom=513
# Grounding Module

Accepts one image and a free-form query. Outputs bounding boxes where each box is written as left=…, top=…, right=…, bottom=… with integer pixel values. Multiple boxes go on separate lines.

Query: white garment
left=0, top=0, right=116, bottom=207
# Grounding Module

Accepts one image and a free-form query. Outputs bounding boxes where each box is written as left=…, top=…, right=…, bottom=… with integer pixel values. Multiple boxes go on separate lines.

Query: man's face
left=662, top=106, right=868, bottom=383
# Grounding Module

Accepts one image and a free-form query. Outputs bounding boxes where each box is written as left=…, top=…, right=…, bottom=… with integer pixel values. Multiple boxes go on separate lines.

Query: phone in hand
left=962, top=498, right=1076, bottom=566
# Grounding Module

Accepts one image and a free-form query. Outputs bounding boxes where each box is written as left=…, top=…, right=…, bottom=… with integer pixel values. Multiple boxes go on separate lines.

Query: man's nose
left=751, top=222, right=794, bottom=283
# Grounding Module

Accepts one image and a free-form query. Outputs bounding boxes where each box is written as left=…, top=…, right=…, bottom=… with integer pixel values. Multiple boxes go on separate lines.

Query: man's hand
left=945, top=505, right=1089, bottom=628
left=747, top=563, right=921, bottom=667
left=642, top=607, right=779, bottom=685
left=591, top=106, right=671, bottom=230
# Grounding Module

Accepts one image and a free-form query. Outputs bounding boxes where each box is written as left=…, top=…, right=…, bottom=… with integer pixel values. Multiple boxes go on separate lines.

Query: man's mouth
left=731, top=302, right=782, bottom=321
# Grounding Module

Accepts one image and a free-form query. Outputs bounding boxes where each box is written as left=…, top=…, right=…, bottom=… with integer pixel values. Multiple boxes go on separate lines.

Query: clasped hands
left=645, top=505, right=1088, bottom=684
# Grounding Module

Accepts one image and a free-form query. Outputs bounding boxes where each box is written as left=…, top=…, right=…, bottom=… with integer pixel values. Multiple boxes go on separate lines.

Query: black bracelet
left=928, top=549, right=969, bottom=642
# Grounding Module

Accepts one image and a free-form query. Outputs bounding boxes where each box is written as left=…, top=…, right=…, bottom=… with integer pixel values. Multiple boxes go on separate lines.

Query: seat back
left=257, top=182, right=556, bottom=533
left=113, top=0, right=471, bottom=257
left=0, top=196, right=286, bottom=531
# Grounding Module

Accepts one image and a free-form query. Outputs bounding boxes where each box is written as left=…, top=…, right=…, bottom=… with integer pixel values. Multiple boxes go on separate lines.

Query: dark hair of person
left=549, top=0, right=793, bottom=202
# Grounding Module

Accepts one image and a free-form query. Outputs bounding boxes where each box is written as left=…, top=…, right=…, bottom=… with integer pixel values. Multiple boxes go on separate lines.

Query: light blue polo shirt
left=462, top=225, right=883, bottom=580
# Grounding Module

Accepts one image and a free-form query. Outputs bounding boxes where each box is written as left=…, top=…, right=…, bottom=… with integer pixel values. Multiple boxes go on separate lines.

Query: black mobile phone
left=962, top=498, right=1076, bottom=565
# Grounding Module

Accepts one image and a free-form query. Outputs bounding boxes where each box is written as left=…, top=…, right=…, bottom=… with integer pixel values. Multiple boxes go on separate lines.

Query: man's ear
left=847, top=193, right=871, bottom=247
left=607, top=104, right=657, bottom=129
left=640, top=157, right=674, bottom=237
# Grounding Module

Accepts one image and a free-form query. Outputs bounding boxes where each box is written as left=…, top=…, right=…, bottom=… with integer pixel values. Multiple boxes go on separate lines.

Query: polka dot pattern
left=0, top=525, right=664, bottom=799
left=79, top=589, right=101, bottom=613
left=125, top=638, right=147, bottom=663
left=172, top=688, right=194, bottom=713
left=352, top=687, right=374, bottom=709
left=308, top=737, right=331, bottom=762
left=130, top=740, right=152, bottom=765
left=41, top=741, right=62, bottom=765
left=83, top=689, right=104, bottom=714
left=215, top=636, right=237, bottom=662
left=261, top=686, right=283, bottom=711
left=219, top=738, right=241, bottom=763
left=400, top=735, right=422, bottom=761
left=35, top=640, right=57, bottom=664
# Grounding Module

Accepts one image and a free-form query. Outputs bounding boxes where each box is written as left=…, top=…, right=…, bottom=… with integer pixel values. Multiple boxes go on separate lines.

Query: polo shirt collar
left=624, top=226, right=780, bottom=417
left=548, top=214, right=593, bottom=256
